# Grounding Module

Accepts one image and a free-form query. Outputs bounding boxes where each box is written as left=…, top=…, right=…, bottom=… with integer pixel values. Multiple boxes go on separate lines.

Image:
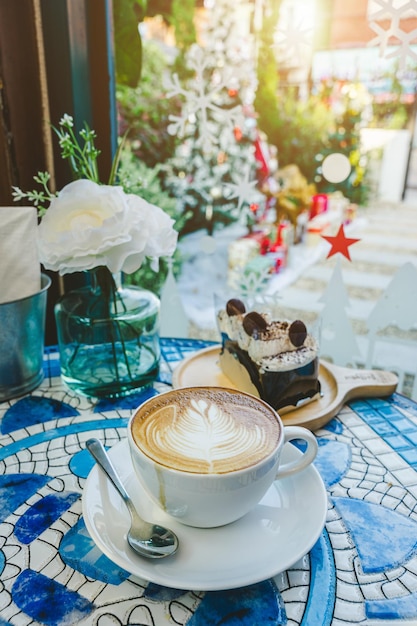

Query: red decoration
left=256, top=223, right=288, bottom=272
left=254, top=134, right=269, bottom=179
left=310, top=194, right=328, bottom=219
left=321, top=224, right=360, bottom=261
left=260, top=236, right=271, bottom=255
left=233, top=127, right=243, bottom=141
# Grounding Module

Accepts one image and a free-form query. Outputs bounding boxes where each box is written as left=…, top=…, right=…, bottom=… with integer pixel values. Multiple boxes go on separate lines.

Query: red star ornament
left=321, top=224, right=360, bottom=261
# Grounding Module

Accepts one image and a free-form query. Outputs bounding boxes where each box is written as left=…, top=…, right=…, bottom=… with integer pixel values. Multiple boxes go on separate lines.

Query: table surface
left=1, top=338, right=417, bottom=626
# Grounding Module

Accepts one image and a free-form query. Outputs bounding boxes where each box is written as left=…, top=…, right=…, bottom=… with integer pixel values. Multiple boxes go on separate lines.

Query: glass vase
left=54, top=269, right=160, bottom=398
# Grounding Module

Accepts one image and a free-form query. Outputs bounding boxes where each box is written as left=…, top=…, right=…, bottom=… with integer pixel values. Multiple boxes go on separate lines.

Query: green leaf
left=113, top=0, right=143, bottom=87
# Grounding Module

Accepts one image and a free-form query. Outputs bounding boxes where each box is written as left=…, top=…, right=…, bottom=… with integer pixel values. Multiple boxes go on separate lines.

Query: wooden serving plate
left=172, top=345, right=398, bottom=431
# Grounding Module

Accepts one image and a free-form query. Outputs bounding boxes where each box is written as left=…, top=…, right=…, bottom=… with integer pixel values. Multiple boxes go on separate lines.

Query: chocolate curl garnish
left=289, top=320, right=307, bottom=347
left=226, top=298, right=246, bottom=316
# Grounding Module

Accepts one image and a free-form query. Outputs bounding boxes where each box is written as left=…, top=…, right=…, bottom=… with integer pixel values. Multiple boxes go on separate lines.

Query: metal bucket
left=0, top=273, right=51, bottom=402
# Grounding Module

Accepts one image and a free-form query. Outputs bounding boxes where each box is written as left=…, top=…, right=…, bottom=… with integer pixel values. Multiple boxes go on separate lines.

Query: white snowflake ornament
left=224, top=164, right=259, bottom=210
left=274, top=20, right=313, bottom=66
left=368, top=0, right=417, bottom=69
left=164, top=44, right=243, bottom=153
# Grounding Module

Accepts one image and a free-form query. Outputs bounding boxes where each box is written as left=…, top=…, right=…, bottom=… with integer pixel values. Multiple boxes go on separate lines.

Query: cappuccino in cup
left=130, top=387, right=281, bottom=474
left=128, top=386, right=317, bottom=528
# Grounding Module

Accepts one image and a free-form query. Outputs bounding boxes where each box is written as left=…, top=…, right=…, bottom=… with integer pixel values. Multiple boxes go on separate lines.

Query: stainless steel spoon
left=86, top=438, right=179, bottom=559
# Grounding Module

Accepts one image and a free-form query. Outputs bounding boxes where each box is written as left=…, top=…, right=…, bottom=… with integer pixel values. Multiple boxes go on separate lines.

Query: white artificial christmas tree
left=367, top=262, right=417, bottom=333
left=318, top=258, right=362, bottom=366
left=160, top=259, right=189, bottom=338
left=162, top=0, right=264, bottom=235
left=365, top=261, right=417, bottom=369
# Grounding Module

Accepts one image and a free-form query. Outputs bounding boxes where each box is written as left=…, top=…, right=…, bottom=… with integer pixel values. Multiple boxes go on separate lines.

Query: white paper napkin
left=0, top=206, right=41, bottom=304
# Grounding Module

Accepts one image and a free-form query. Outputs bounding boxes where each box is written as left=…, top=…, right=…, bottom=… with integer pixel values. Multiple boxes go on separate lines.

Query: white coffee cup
left=127, top=386, right=318, bottom=528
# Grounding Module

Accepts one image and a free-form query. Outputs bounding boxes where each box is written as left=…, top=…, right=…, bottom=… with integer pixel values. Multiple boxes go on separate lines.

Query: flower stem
left=88, top=267, right=136, bottom=382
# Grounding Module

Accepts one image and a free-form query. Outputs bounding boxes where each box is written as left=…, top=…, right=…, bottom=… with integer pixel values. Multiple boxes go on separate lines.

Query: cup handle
left=275, top=426, right=318, bottom=479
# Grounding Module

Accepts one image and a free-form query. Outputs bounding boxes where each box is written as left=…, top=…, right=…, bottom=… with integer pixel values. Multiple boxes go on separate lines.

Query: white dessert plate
left=82, top=439, right=327, bottom=591
left=172, top=345, right=398, bottom=431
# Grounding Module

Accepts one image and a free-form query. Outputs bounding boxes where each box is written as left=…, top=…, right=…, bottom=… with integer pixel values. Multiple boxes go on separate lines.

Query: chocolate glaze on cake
left=218, top=299, right=321, bottom=413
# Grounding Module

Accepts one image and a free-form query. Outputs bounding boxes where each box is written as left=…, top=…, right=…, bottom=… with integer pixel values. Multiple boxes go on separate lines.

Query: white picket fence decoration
left=318, top=260, right=417, bottom=400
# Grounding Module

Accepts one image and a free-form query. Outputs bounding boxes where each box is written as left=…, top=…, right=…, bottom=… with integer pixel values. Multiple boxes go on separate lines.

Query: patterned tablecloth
left=1, top=338, right=417, bottom=626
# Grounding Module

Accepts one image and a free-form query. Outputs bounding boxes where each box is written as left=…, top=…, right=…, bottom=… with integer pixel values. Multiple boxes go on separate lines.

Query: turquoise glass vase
left=54, top=268, right=160, bottom=398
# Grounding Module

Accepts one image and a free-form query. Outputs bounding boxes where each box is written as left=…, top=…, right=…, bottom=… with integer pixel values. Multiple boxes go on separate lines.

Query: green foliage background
left=113, top=0, right=146, bottom=87
left=117, top=41, right=182, bottom=167
left=253, top=0, right=370, bottom=204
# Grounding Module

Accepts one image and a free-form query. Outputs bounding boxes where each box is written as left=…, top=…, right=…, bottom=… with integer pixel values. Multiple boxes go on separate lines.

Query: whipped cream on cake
left=217, top=299, right=321, bottom=413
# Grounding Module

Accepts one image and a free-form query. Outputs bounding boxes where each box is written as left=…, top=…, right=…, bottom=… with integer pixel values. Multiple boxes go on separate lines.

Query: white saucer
left=82, top=439, right=328, bottom=591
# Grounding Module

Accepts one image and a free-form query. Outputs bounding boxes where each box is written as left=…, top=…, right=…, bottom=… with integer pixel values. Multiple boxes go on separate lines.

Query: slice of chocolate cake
left=217, top=299, right=321, bottom=413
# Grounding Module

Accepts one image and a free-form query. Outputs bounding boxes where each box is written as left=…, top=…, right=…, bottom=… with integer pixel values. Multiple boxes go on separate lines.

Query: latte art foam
left=131, top=388, right=281, bottom=474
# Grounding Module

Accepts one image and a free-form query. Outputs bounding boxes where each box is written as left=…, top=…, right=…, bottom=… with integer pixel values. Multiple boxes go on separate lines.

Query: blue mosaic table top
left=1, top=337, right=417, bottom=626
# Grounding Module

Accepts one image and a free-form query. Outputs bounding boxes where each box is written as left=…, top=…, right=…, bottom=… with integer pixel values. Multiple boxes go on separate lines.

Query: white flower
left=125, top=193, right=178, bottom=271
left=38, top=179, right=177, bottom=275
left=59, top=114, right=74, bottom=127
